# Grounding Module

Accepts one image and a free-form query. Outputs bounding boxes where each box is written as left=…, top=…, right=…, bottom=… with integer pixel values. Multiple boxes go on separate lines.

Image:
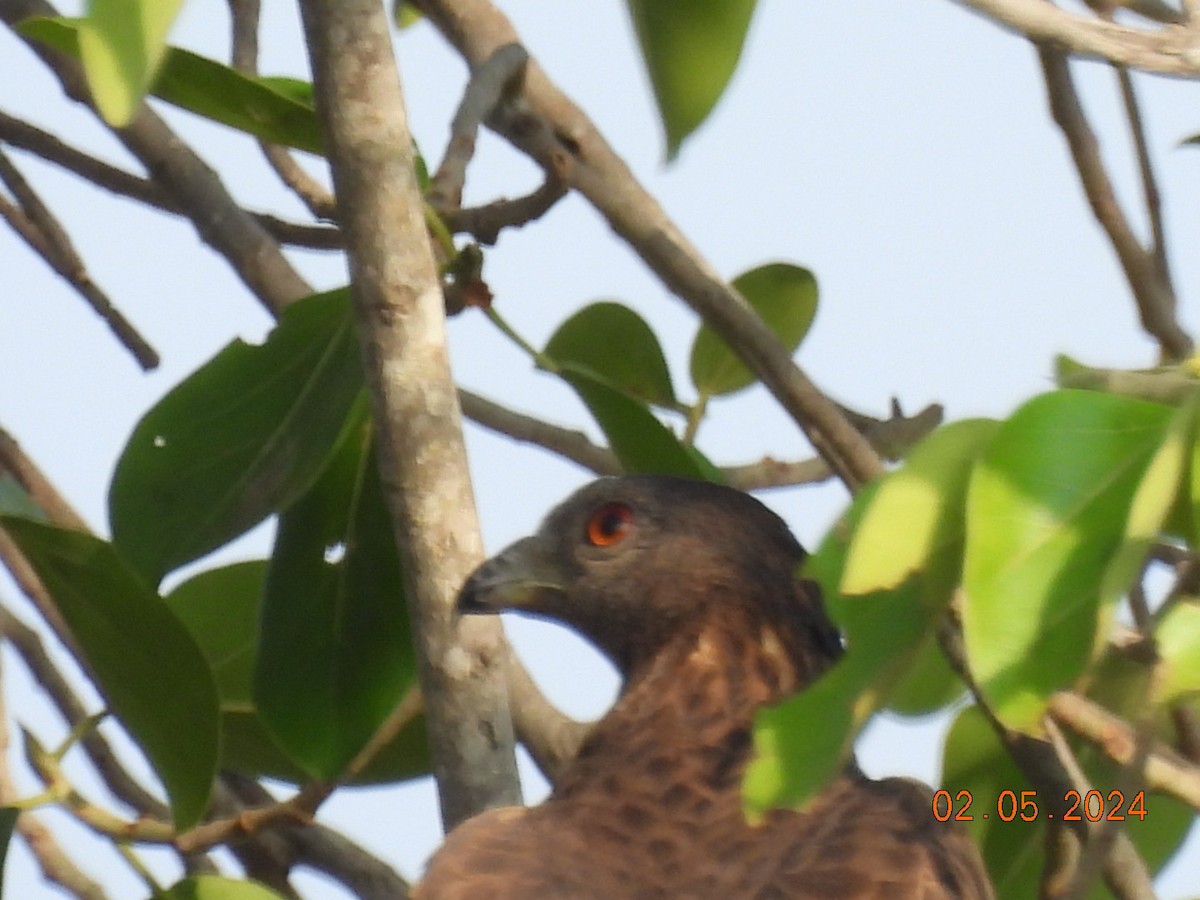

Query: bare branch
left=0, top=149, right=159, bottom=369
left=951, top=0, right=1200, bottom=75
left=1038, top=45, right=1191, bottom=360
left=297, top=0, right=520, bottom=828
left=429, top=43, right=529, bottom=214
left=1115, top=67, right=1172, bottom=288
left=0, top=0, right=313, bottom=316
left=445, top=177, right=566, bottom=245
left=0, top=606, right=167, bottom=818
left=0, top=652, right=109, bottom=900
left=0, top=113, right=342, bottom=248
left=1048, top=691, right=1200, bottom=810
left=504, top=651, right=591, bottom=783
left=411, top=0, right=885, bottom=490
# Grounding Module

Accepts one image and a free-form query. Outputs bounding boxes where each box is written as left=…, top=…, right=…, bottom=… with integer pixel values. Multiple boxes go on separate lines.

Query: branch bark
left=411, top=0, right=885, bottom=491
left=1038, top=45, right=1191, bottom=360
left=0, top=0, right=313, bottom=316
left=952, top=0, right=1200, bottom=76
left=297, top=0, right=520, bottom=829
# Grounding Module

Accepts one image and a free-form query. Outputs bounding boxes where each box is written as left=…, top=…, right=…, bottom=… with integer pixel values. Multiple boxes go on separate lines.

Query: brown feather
left=416, top=476, right=994, bottom=899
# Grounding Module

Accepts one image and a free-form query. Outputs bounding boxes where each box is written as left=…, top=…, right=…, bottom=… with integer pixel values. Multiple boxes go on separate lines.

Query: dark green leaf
left=109, top=289, right=362, bottom=584
left=690, top=264, right=817, bottom=398
left=626, top=0, right=758, bottom=158
left=0, top=806, right=17, bottom=894
left=76, top=0, right=183, bottom=126
left=0, top=519, right=218, bottom=828
left=963, top=391, right=1175, bottom=730
left=166, top=562, right=266, bottom=704
left=157, top=875, right=289, bottom=900
left=560, top=368, right=715, bottom=480
left=544, top=302, right=676, bottom=407
left=19, top=18, right=323, bottom=154
left=256, top=409, right=418, bottom=779
left=0, top=475, right=43, bottom=520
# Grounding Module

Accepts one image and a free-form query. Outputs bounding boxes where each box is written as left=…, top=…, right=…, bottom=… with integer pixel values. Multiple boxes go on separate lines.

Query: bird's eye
left=586, top=502, right=634, bottom=547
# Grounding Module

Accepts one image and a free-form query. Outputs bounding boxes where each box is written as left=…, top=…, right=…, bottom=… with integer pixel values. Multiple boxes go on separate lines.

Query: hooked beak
left=457, top=535, right=566, bottom=615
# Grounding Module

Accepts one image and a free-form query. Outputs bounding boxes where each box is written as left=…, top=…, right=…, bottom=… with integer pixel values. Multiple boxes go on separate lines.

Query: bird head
left=459, top=475, right=840, bottom=676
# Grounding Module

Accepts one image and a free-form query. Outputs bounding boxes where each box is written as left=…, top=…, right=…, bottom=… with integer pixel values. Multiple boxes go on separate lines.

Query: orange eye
left=586, top=502, right=634, bottom=547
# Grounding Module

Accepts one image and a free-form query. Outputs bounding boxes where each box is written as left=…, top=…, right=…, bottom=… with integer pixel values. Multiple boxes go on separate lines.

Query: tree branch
left=0, top=0, right=314, bottom=316
left=0, top=149, right=159, bottom=369
left=952, top=0, right=1200, bottom=75
left=297, top=0, right=520, bottom=828
left=411, top=0, right=885, bottom=490
left=1038, top=45, right=1191, bottom=360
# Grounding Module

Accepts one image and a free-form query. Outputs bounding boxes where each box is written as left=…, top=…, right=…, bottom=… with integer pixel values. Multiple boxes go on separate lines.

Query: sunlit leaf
left=545, top=302, right=676, bottom=407
left=842, top=418, right=997, bottom=597
left=0, top=519, right=218, bottom=828
left=75, top=0, right=184, bottom=126
left=626, top=0, right=758, bottom=157
left=963, top=391, right=1174, bottom=730
left=256, top=408, right=418, bottom=779
left=158, top=875, right=289, bottom=900
left=690, top=263, right=817, bottom=398
left=1155, top=601, right=1200, bottom=702
left=745, top=483, right=942, bottom=813
left=110, top=289, right=361, bottom=584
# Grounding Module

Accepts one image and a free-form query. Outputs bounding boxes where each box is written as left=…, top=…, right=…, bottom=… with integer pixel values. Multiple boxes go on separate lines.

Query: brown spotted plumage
left=416, top=476, right=994, bottom=899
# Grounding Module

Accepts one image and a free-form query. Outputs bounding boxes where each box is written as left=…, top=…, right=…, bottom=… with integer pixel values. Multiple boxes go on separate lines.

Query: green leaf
left=0, top=519, right=218, bottom=828
left=963, top=391, right=1175, bottom=730
left=626, top=0, right=758, bottom=158
left=885, top=631, right=963, bottom=716
left=0, top=806, right=17, bottom=893
left=0, top=475, right=44, bottom=520
left=256, top=409, right=418, bottom=779
left=841, top=418, right=998, bottom=597
left=544, top=302, right=677, bottom=407
left=109, top=289, right=362, bottom=584
left=690, top=263, right=817, bottom=398
left=166, top=562, right=266, bottom=704
left=560, top=368, right=715, bottom=480
left=745, top=483, right=940, bottom=813
left=1155, top=601, right=1200, bottom=702
left=19, top=18, right=323, bottom=154
left=157, top=875, right=289, bottom=900
left=76, top=0, right=184, bottom=126
left=941, top=706, right=1044, bottom=898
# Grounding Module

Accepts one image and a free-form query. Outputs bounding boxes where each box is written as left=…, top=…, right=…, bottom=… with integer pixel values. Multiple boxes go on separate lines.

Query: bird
left=415, top=475, right=994, bottom=899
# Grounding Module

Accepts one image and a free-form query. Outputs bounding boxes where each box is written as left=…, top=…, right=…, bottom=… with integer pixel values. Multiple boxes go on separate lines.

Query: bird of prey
left=416, top=475, right=994, bottom=899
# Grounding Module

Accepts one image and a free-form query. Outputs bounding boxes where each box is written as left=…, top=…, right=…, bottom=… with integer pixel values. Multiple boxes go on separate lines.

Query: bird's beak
left=457, top=536, right=566, bottom=615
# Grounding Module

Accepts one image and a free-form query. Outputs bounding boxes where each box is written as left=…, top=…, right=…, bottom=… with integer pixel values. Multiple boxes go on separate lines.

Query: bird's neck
left=557, top=605, right=828, bottom=798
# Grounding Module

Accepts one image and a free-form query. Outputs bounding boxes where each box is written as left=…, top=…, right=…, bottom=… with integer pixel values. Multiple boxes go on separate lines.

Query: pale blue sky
left=2, top=1, right=1198, bottom=896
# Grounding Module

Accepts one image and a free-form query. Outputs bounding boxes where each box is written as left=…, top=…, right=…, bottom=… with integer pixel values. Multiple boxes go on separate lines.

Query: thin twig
left=1048, top=691, right=1200, bottom=810
left=0, top=606, right=168, bottom=818
left=0, top=150, right=158, bottom=369
left=446, top=177, right=567, bottom=244
left=226, top=0, right=337, bottom=220
left=935, top=614, right=1156, bottom=900
left=1115, top=66, right=1172, bottom=289
left=951, top=0, right=1200, bottom=75
left=429, top=43, right=529, bottom=213
left=1038, top=45, right=1191, bottom=360
left=0, top=650, right=109, bottom=900
left=411, top=0, right=886, bottom=490
left=1, top=0, right=314, bottom=316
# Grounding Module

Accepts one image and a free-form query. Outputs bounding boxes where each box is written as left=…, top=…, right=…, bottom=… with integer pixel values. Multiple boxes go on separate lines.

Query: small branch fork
left=1037, top=44, right=1192, bottom=360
